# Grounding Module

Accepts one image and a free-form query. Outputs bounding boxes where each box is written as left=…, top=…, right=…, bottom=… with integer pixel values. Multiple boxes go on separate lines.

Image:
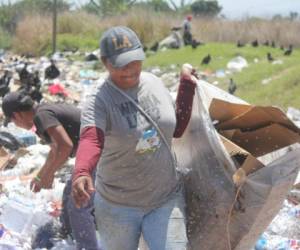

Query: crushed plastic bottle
left=255, top=235, right=268, bottom=250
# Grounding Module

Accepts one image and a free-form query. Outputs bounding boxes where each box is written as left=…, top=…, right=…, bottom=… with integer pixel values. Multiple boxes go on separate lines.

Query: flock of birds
left=201, top=40, right=294, bottom=66
left=0, top=59, right=61, bottom=101
left=198, top=40, right=295, bottom=95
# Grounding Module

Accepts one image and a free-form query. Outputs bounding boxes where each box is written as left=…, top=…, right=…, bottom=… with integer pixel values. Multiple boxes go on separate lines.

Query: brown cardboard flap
left=0, top=146, right=10, bottom=171
left=220, top=106, right=299, bottom=132
left=209, top=99, right=251, bottom=123
left=227, top=124, right=300, bottom=157
left=220, top=135, right=265, bottom=175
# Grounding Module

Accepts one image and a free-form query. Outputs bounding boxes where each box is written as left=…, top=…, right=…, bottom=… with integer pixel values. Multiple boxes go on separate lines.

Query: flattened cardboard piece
left=210, top=99, right=300, bottom=133
left=9, top=147, right=29, bottom=167
left=0, top=146, right=10, bottom=171
left=226, top=124, right=300, bottom=157
left=221, top=135, right=265, bottom=175
left=209, top=99, right=251, bottom=124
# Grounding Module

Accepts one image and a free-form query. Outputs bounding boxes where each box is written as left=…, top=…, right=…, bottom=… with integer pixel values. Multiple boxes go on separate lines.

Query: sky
left=217, top=0, right=300, bottom=19
left=2, top=0, right=300, bottom=19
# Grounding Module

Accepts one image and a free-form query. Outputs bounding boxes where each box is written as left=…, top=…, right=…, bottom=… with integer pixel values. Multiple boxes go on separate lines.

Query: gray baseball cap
left=100, top=26, right=145, bottom=68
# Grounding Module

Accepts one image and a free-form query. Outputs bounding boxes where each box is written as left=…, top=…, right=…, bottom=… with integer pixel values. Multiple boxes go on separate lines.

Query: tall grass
left=192, top=18, right=300, bottom=47
left=12, top=15, right=52, bottom=56
left=11, top=9, right=300, bottom=55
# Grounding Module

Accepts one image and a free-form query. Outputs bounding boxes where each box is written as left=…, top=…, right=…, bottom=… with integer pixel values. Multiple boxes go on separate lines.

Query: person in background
left=1, top=92, right=100, bottom=250
left=72, top=26, right=198, bottom=250
left=182, top=15, right=193, bottom=46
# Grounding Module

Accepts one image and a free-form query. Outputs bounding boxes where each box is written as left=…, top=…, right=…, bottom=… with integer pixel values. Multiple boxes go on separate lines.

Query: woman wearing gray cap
left=72, top=26, right=197, bottom=250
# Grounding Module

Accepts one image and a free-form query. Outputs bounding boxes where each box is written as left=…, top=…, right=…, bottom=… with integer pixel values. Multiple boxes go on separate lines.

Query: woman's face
left=103, top=59, right=142, bottom=89
left=11, top=112, right=33, bottom=130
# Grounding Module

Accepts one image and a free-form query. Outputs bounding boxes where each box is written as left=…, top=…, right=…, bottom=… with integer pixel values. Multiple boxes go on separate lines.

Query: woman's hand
left=181, top=63, right=198, bottom=83
left=30, top=171, right=55, bottom=192
left=72, top=175, right=95, bottom=208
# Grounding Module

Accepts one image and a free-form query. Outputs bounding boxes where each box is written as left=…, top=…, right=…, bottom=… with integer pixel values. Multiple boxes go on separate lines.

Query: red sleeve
left=72, top=126, right=104, bottom=181
left=173, top=75, right=196, bottom=138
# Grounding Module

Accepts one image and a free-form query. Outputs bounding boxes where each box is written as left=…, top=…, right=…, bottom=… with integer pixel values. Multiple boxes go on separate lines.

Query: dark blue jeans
left=60, top=174, right=100, bottom=250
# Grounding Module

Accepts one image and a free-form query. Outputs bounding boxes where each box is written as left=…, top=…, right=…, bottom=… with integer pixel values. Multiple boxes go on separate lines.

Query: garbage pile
left=0, top=50, right=299, bottom=250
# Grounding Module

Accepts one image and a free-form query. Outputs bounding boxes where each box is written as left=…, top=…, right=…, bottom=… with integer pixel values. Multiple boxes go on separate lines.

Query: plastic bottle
left=255, top=235, right=268, bottom=250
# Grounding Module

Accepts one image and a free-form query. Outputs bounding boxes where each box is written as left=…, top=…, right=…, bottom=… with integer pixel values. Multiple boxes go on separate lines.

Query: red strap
left=173, top=75, right=196, bottom=138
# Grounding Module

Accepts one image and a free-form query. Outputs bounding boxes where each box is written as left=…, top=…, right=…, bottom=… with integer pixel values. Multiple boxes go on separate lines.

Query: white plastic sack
left=173, top=80, right=300, bottom=250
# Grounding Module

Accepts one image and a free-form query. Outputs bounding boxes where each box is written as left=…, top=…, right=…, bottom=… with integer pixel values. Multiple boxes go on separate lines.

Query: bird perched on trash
left=267, top=52, right=274, bottom=62
left=228, top=78, right=237, bottom=95
left=251, top=40, right=259, bottom=47
left=44, top=59, right=60, bottom=80
left=85, top=53, right=98, bottom=61
left=201, top=54, right=211, bottom=65
left=0, top=70, right=12, bottom=97
left=18, top=63, right=31, bottom=85
left=237, top=40, right=245, bottom=47
left=284, top=45, right=293, bottom=56
left=150, top=42, right=159, bottom=52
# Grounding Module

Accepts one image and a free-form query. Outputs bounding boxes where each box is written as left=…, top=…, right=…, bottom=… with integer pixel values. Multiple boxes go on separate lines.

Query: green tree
left=14, top=0, right=69, bottom=14
left=135, top=0, right=172, bottom=12
left=190, top=0, right=222, bottom=17
left=85, top=0, right=137, bottom=16
left=0, top=0, right=69, bottom=32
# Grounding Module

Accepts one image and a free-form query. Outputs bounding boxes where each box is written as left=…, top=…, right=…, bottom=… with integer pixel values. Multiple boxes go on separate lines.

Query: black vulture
left=150, top=42, right=159, bottom=52
left=284, top=45, right=293, bottom=56
left=237, top=40, right=245, bottom=47
left=0, top=70, right=12, bottom=97
left=228, top=78, right=237, bottom=95
left=267, top=52, right=274, bottom=62
left=271, top=41, right=276, bottom=48
left=201, top=54, right=211, bottom=65
left=251, top=40, right=259, bottom=47
left=45, top=60, right=60, bottom=80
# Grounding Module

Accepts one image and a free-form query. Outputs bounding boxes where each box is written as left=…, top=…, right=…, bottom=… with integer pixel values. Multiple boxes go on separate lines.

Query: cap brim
left=109, top=48, right=145, bottom=68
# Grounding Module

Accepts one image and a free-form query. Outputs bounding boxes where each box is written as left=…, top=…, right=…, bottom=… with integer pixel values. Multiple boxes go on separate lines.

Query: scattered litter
left=227, top=56, right=248, bottom=72
left=262, top=77, right=272, bottom=85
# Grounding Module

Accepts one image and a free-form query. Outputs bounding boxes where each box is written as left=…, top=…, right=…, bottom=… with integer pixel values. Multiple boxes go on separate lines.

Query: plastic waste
left=0, top=131, right=23, bottom=151
left=227, top=56, right=248, bottom=72
left=276, top=239, right=300, bottom=250
left=255, top=235, right=268, bottom=250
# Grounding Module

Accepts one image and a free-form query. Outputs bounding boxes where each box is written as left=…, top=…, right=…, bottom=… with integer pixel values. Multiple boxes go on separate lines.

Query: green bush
left=57, top=33, right=99, bottom=52
left=0, top=27, right=12, bottom=49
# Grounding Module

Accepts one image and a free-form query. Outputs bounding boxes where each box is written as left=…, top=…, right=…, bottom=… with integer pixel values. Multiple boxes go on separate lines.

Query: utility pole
left=52, top=0, right=57, bottom=54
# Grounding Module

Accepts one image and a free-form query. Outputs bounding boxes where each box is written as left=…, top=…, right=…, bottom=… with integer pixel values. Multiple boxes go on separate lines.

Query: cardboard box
left=0, top=146, right=10, bottom=171
left=209, top=99, right=300, bottom=157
